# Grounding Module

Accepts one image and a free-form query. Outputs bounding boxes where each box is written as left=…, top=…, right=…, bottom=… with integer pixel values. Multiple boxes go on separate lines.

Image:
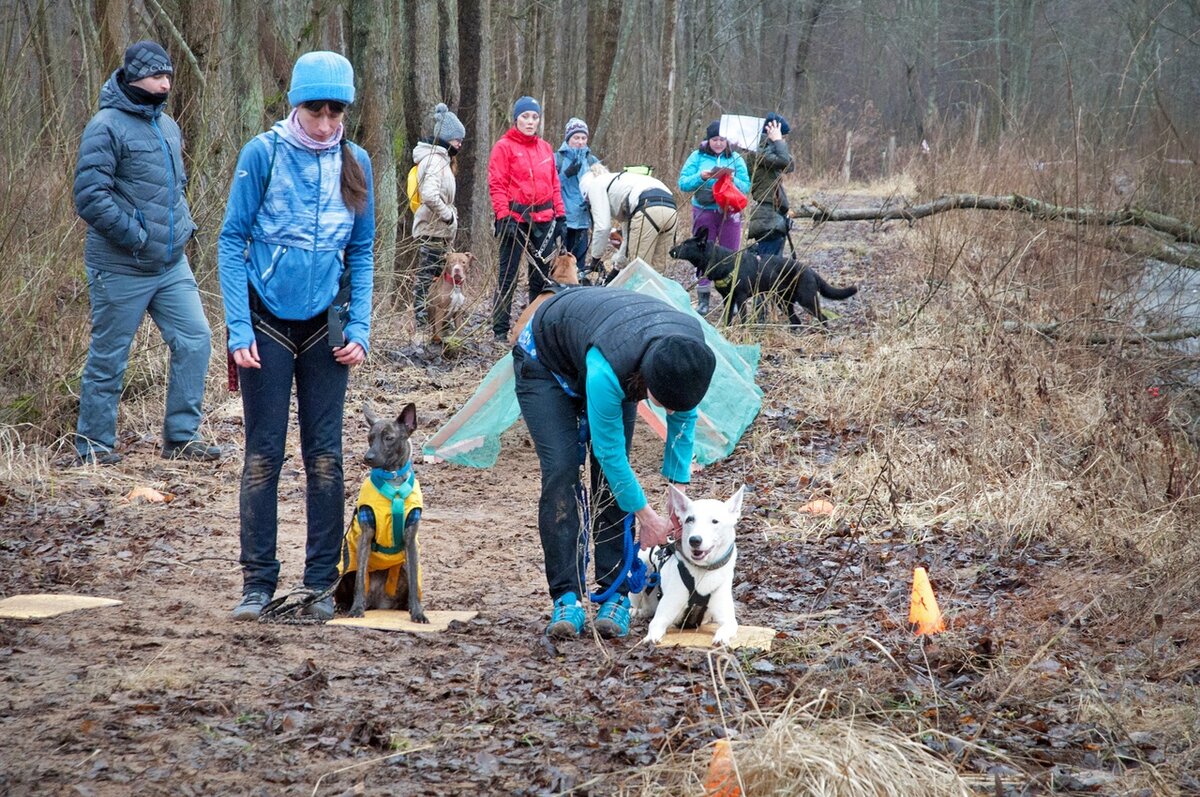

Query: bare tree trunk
left=661, top=0, right=678, bottom=168
left=458, top=0, right=492, bottom=255
left=229, top=0, right=265, bottom=145
left=439, top=0, right=461, bottom=109
left=93, top=0, right=128, bottom=75
left=350, top=0, right=400, bottom=300
left=23, top=0, right=64, bottom=148
left=592, top=1, right=636, bottom=156
left=585, top=0, right=620, bottom=128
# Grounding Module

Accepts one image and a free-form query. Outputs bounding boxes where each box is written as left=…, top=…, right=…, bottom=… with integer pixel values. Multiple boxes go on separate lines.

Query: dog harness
left=339, top=465, right=425, bottom=599
left=672, top=542, right=736, bottom=629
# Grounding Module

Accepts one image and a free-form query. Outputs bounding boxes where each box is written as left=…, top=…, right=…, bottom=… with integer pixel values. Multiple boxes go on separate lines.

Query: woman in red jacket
left=488, top=96, right=565, bottom=340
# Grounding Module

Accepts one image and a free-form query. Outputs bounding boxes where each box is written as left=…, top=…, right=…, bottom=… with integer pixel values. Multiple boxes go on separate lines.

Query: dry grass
left=624, top=660, right=971, bottom=797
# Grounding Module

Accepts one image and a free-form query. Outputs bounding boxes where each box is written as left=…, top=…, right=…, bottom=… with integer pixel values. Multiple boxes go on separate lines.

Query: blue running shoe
left=546, top=592, right=585, bottom=638
left=594, top=593, right=631, bottom=638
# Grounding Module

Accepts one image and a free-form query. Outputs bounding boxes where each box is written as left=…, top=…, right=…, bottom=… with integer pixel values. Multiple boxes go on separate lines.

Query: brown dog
left=429, top=252, right=475, bottom=343
left=508, top=250, right=580, bottom=344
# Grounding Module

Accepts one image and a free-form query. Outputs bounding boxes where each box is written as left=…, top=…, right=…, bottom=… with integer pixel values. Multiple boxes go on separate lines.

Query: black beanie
left=642, top=336, right=716, bottom=412
left=705, top=120, right=721, bottom=140
left=123, top=40, right=173, bottom=81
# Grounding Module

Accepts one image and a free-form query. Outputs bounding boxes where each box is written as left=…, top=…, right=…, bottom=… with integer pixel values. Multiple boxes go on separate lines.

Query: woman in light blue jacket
left=677, top=121, right=750, bottom=314
left=218, top=51, right=375, bottom=623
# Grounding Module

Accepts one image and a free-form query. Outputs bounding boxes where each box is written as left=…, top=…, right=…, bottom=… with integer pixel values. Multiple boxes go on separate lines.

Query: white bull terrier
left=633, top=485, right=744, bottom=647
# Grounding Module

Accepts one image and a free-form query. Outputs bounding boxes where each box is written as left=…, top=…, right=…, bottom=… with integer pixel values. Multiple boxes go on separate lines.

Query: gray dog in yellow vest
left=334, top=403, right=428, bottom=622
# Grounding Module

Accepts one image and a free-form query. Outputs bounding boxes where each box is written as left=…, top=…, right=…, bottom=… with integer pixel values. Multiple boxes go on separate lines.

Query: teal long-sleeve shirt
left=584, top=347, right=697, bottom=512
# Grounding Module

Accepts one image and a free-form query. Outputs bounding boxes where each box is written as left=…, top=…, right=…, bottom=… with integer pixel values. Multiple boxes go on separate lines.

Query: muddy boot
left=696, top=284, right=712, bottom=316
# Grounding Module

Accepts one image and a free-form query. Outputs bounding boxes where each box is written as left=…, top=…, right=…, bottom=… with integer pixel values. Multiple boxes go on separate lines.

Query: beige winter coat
left=411, top=141, right=458, bottom=240
left=580, top=171, right=676, bottom=262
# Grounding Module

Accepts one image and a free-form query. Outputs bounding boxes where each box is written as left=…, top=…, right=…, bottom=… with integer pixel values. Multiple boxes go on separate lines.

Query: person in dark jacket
left=72, top=40, right=218, bottom=466
left=745, top=113, right=795, bottom=257
left=512, top=288, right=716, bottom=639
left=488, top=96, right=566, bottom=340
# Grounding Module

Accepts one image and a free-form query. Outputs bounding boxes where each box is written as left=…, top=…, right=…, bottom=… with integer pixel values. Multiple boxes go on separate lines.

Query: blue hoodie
left=218, top=120, right=375, bottom=353
left=678, top=145, right=750, bottom=211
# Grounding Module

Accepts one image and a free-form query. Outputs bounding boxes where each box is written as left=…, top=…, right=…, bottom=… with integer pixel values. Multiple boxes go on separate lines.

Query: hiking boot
left=73, top=450, right=123, bottom=466
left=231, top=591, right=271, bottom=621
left=302, top=594, right=335, bottom=622
left=546, top=592, right=585, bottom=638
left=162, top=439, right=222, bottom=461
left=594, top=594, right=631, bottom=638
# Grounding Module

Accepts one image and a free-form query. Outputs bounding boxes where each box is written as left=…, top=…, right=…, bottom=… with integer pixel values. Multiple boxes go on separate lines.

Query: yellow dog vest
left=339, top=475, right=424, bottom=600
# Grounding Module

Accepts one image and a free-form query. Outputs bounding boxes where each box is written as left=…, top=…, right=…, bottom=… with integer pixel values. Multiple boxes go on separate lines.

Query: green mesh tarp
left=422, top=259, right=762, bottom=467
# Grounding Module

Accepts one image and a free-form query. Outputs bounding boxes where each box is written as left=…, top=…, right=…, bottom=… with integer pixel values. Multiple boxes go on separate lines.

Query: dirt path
left=6, top=192, right=1187, bottom=796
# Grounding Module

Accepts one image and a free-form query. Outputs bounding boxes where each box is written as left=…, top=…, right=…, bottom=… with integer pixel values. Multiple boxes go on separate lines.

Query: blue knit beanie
left=288, top=51, right=355, bottom=106
left=705, top=120, right=722, bottom=140
left=513, top=96, right=541, bottom=120
left=764, top=112, right=791, bottom=136
left=564, top=117, right=589, bottom=140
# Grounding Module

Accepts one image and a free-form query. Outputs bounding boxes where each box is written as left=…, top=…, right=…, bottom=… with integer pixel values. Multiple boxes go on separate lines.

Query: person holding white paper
left=745, top=113, right=795, bottom=257
left=677, top=121, right=750, bottom=315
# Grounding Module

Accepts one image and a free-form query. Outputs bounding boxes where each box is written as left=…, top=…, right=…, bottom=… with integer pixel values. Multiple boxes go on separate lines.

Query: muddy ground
left=1, top=200, right=1195, bottom=796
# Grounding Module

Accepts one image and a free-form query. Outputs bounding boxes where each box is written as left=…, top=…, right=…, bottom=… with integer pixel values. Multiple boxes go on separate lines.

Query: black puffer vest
left=532, top=287, right=705, bottom=401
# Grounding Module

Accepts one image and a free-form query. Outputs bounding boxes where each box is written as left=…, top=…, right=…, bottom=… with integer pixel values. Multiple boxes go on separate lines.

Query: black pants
left=492, top=220, right=552, bottom=337
left=512, top=346, right=637, bottom=601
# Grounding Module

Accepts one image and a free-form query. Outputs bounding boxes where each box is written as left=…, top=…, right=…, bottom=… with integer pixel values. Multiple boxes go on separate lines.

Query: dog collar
left=442, top=271, right=464, bottom=286
left=678, top=541, right=736, bottom=572
left=371, top=462, right=412, bottom=483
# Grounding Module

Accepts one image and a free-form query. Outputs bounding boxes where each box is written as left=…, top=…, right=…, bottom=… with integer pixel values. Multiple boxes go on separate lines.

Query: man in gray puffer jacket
left=72, top=41, right=219, bottom=465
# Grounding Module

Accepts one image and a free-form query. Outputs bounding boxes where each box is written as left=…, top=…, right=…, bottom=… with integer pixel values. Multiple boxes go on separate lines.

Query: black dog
left=669, top=228, right=857, bottom=326
left=334, top=403, right=428, bottom=622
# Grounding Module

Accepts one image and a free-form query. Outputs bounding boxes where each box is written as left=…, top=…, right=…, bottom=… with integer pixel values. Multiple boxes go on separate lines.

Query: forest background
left=2, top=0, right=1198, bottom=435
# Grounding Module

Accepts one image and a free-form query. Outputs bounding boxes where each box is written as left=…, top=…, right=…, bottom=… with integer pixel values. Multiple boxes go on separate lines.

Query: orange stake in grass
left=909, top=566, right=946, bottom=635
left=704, top=739, right=741, bottom=797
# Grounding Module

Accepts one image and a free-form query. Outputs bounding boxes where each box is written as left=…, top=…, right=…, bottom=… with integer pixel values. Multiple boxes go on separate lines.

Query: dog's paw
left=643, top=625, right=666, bottom=646
left=410, top=608, right=430, bottom=624
left=348, top=603, right=366, bottom=618
left=711, top=625, right=739, bottom=647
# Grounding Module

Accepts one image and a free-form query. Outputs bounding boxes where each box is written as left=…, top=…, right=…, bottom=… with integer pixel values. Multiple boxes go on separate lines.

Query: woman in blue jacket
left=677, top=122, right=750, bottom=314
left=555, top=117, right=598, bottom=277
left=218, top=51, right=375, bottom=622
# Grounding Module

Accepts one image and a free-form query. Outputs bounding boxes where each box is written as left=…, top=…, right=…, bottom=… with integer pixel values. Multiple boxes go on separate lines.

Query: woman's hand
left=765, top=119, right=783, bottom=142
left=635, top=505, right=674, bottom=549
left=333, top=341, right=366, bottom=366
left=232, top=343, right=261, bottom=370
left=700, top=168, right=713, bottom=180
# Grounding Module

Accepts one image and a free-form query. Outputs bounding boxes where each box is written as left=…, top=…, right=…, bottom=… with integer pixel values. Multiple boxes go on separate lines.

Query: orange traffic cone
left=704, top=739, right=741, bottom=796
left=909, top=566, right=946, bottom=635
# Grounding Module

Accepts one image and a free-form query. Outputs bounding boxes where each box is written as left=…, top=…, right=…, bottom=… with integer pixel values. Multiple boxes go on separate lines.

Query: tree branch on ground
left=791, top=194, right=1200, bottom=245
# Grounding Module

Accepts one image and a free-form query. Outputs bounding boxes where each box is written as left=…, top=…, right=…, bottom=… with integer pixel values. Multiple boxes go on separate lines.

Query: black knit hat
left=642, top=336, right=716, bottom=412
left=123, top=41, right=173, bottom=81
left=705, top=120, right=722, bottom=140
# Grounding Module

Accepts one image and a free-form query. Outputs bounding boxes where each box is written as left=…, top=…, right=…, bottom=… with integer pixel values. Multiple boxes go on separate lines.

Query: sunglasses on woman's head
left=301, top=100, right=346, bottom=115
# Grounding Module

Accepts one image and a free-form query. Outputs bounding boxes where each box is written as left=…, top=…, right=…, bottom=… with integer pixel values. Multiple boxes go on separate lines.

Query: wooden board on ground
left=656, top=623, right=775, bottom=651
left=0, top=594, right=123, bottom=619
left=327, top=609, right=478, bottom=633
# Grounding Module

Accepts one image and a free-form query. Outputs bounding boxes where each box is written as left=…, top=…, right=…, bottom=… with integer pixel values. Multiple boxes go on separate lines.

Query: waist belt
left=631, top=189, right=677, bottom=231
left=509, top=200, right=554, bottom=222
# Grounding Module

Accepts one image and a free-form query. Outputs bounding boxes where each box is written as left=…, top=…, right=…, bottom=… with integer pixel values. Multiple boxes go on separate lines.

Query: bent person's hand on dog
left=511, top=287, right=717, bottom=641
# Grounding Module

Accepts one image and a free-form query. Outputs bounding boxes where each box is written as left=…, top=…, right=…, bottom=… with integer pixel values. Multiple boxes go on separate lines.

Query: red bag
left=713, top=171, right=747, bottom=213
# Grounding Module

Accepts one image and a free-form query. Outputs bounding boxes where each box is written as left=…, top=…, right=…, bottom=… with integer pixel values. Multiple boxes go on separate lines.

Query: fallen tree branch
left=1002, top=319, right=1200, bottom=344
left=792, top=194, right=1200, bottom=244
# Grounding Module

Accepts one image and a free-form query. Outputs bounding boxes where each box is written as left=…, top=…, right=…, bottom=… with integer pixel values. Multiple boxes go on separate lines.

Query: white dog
left=633, top=484, right=744, bottom=647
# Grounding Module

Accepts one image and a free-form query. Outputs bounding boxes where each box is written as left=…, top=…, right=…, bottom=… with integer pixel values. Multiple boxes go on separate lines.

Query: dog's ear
left=695, top=227, right=709, bottom=243
left=725, top=486, right=745, bottom=519
left=363, top=402, right=380, bottom=428
left=398, top=402, right=417, bottom=434
left=667, top=483, right=690, bottom=522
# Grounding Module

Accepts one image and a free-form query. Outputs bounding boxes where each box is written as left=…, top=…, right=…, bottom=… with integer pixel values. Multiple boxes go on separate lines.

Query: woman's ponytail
left=340, top=140, right=369, bottom=212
